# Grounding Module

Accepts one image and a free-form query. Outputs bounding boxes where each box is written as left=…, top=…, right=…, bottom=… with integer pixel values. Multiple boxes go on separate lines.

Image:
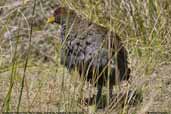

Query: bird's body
left=48, top=6, right=130, bottom=107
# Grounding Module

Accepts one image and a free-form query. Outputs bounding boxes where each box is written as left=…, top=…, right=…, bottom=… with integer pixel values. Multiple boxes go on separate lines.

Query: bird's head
left=47, top=6, right=75, bottom=24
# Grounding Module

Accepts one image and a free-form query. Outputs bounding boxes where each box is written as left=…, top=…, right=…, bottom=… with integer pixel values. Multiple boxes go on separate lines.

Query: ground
left=129, top=63, right=171, bottom=114
left=0, top=0, right=171, bottom=114
left=0, top=58, right=171, bottom=113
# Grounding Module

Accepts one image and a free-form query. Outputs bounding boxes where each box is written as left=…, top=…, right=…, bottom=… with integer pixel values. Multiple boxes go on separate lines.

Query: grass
left=0, top=0, right=171, bottom=113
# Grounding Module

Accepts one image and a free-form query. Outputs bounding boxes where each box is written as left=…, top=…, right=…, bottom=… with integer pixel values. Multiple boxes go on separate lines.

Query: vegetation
left=0, top=0, right=171, bottom=113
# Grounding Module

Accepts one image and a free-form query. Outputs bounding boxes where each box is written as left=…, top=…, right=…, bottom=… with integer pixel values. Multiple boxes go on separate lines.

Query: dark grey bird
left=48, top=6, right=130, bottom=107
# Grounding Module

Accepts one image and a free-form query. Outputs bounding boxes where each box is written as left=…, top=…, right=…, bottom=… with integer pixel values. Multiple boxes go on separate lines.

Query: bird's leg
left=109, top=84, right=113, bottom=98
left=109, top=85, right=114, bottom=102
left=96, top=84, right=102, bottom=105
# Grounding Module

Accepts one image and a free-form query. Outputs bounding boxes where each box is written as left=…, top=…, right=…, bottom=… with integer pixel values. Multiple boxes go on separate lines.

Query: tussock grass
left=0, top=0, right=171, bottom=113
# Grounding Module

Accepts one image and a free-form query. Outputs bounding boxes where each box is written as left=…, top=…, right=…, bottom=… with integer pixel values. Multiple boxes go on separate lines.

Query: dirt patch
left=129, top=64, right=171, bottom=114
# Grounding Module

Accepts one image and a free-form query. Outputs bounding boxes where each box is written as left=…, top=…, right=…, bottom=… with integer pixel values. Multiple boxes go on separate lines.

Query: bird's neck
left=60, top=11, right=77, bottom=25
left=60, top=13, right=78, bottom=41
left=59, top=16, right=76, bottom=42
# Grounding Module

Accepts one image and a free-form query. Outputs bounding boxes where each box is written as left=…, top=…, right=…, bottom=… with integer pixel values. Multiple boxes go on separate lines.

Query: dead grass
left=0, top=0, right=171, bottom=114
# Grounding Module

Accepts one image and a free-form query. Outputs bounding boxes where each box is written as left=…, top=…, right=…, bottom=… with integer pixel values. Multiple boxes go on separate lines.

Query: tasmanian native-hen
left=48, top=6, right=130, bottom=107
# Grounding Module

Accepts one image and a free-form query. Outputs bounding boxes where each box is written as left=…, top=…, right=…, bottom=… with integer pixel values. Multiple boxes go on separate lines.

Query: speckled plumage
left=51, top=6, right=130, bottom=107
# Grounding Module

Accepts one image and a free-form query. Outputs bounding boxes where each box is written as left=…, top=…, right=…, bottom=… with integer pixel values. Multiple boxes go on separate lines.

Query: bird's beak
left=47, top=16, right=55, bottom=23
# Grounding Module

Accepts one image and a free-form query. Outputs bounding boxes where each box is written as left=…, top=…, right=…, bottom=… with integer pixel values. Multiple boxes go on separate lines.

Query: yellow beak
left=47, top=16, right=55, bottom=23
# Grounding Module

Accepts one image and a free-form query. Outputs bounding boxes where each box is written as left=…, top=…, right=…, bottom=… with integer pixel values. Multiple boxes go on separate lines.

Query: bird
left=48, top=5, right=130, bottom=107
